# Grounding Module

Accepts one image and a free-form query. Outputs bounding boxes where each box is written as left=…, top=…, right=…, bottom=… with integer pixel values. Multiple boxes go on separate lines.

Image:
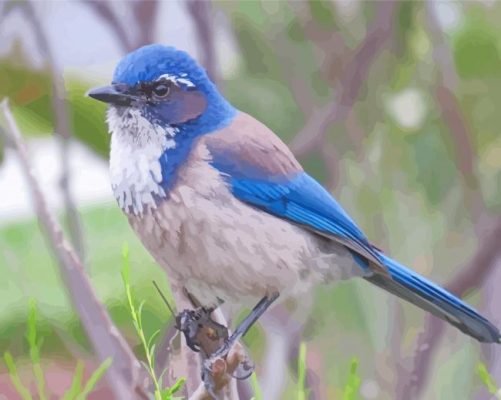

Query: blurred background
left=1, top=0, right=501, bottom=399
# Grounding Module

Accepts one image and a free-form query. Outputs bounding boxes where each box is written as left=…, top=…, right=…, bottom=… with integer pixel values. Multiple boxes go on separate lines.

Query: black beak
left=86, top=84, right=136, bottom=106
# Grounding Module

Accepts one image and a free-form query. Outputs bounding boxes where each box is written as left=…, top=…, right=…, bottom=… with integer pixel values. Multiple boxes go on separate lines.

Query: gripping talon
left=231, top=356, right=255, bottom=380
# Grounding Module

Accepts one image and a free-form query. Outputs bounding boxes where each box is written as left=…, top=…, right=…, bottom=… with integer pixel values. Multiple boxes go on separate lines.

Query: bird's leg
left=202, top=292, right=280, bottom=395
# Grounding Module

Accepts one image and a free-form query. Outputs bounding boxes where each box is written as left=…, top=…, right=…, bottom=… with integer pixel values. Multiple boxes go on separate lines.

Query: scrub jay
left=88, top=45, right=500, bottom=352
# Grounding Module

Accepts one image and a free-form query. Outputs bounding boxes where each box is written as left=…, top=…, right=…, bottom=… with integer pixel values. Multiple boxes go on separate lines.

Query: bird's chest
left=127, top=156, right=237, bottom=274
left=126, top=154, right=321, bottom=305
left=127, top=157, right=255, bottom=303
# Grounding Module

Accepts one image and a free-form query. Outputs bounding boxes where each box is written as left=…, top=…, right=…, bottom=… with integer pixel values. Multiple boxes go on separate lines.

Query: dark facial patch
left=137, top=79, right=207, bottom=125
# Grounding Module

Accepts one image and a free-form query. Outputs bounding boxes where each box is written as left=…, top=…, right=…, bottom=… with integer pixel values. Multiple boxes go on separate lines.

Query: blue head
left=89, top=44, right=236, bottom=134
left=87, top=45, right=237, bottom=214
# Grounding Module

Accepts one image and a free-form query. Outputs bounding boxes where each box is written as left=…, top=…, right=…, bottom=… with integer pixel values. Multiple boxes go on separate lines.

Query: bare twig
left=186, top=0, right=218, bottom=84
left=320, top=142, right=340, bottom=190
left=188, top=341, right=246, bottom=400
left=131, top=0, right=158, bottom=48
left=82, top=0, right=158, bottom=52
left=0, top=99, right=142, bottom=400
left=23, top=1, right=86, bottom=261
left=425, top=1, right=485, bottom=222
left=288, top=0, right=352, bottom=89
left=82, top=0, right=132, bottom=52
left=290, top=0, right=398, bottom=157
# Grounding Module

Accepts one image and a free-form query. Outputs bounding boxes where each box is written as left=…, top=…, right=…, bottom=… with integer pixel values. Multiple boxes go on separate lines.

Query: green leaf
left=26, top=298, right=37, bottom=351
left=137, top=300, right=146, bottom=331
left=121, top=243, right=130, bottom=281
left=147, top=329, right=161, bottom=352
left=149, top=344, right=156, bottom=364
left=66, top=80, right=110, bottom=158
left=395, top=1, right=417, bottom=59
left=62, top=360, right=84, bottom=400
left=163, top=377, right=186, bottom=396
left=25, top=299, right=47, bottom=400
left=453, top=9, right=501, bottom=79
left=250, top=372, right=263, bottom=400
left=75, top=357, right=112, bottom=400
left=3, top=352, right=33, bottom=400
left=343, top=358, right=361, bottom=400
left=477, top=362, right=499, bottom=395
left=297, top=342, right=308, bottom=400
left=0, top=61, right=110, bottom=156
left=308, top=0, right=337, bottom=29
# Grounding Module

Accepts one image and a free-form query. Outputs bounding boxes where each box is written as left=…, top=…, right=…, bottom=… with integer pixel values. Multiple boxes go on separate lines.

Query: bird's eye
left=152, top=83, right=170, bottom=98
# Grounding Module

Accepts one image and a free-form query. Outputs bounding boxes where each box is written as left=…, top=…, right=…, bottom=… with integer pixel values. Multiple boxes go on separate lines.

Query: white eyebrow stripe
left=156, top=73, right=195, bottom=87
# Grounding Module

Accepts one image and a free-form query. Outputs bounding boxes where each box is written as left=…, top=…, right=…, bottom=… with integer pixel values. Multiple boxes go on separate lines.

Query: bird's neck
left=107, top=95, right=236, bottom=216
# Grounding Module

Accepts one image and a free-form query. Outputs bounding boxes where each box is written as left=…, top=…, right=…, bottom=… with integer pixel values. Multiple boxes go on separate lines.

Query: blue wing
left=212, top=162, right=384, bottom=272
left=210, top=160, right=501, bottom=343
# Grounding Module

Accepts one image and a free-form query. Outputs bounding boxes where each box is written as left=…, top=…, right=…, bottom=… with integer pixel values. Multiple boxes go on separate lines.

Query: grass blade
left=76, top=357, right=112, bottom=400
left=26, top=299, right=47, bottom=400
left=250, top=372, right=263, bottom=400
left=477, top=362, right=500, bottom=398
left=62, top=360, right=85, bottom=400
left=298, top=342, right=308, bottom=400
left=343, top=358, right=361, bottom=400
left=3, top=352, right=33, bottom=400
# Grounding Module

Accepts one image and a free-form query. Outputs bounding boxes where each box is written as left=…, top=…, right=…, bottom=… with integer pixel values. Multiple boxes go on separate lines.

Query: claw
left=201, top=292, right=279, bottom=397
left=175, top=307, right=229, bottom=357
left=231, top=355, right=255, bottom=380
left=164, top=291, right=279, bottom=399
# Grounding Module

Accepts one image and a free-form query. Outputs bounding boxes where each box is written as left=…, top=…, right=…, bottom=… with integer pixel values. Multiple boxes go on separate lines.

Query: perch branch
left=0, top=99, right=142, bottom=400
left=188, top=341, right=245, bottom=400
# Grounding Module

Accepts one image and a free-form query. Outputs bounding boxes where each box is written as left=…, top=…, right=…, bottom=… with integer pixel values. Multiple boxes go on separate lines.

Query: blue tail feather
left=365, top=253, right=500, bottom=343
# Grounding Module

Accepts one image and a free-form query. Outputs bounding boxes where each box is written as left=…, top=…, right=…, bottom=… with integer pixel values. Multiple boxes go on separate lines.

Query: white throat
left=107, top=107, right=178, bottom=215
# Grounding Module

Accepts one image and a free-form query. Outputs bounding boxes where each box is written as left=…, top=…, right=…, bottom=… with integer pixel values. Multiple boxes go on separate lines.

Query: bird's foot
left=202, top=292, right=279, bottom=396
left=175, top=306, right=229, bottom=353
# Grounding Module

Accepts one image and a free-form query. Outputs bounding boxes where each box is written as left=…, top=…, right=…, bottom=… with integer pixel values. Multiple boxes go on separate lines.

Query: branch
left=188, top=342, right=246, bottom=400
left=82, top=0, right=132, bottom=52
left=0, top=99, right=142, bottom=400
left=186, top=0, right=219, bottom=84
left=422, top=0, right=485, bottom=223
left=131, top=0, right=158, bottom=48
left=23, top=1, right=86, bottom=261
left=290, top=0, right=398, bottom=157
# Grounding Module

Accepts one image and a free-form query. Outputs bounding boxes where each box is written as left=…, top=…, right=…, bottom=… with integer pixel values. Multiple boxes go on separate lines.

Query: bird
left=87, top=44, right=500, bottom=348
